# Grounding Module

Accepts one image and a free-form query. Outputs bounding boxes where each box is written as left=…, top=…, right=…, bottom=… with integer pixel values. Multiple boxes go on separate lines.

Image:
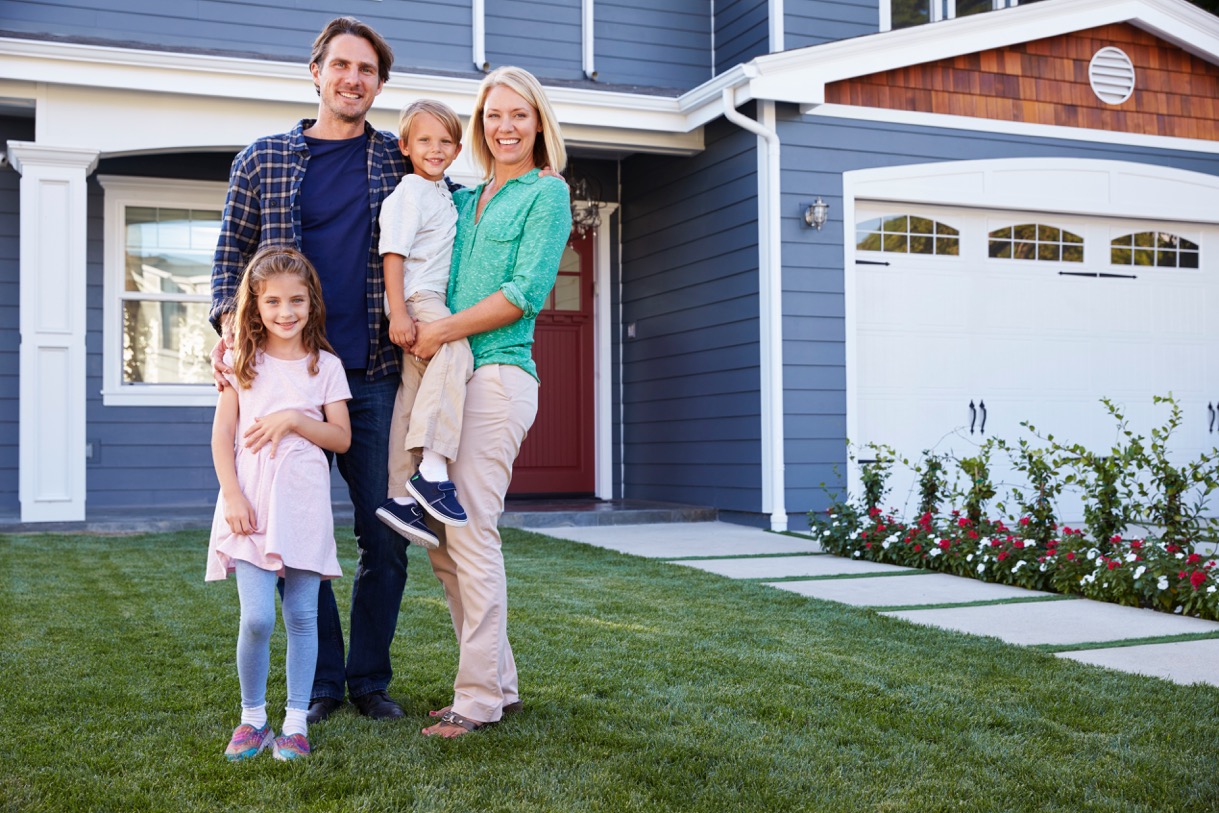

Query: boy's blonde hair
left=398, top=99, right=463, bottom=146
left=466, top=66, right=566, bottom=179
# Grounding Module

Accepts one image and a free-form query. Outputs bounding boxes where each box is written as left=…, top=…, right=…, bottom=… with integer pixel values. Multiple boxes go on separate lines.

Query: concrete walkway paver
left=772, top=572, right=1056, bottom=607
left=1056, top=639, right=1219, bottom=686
left=533, top=522, right=819, bottom=558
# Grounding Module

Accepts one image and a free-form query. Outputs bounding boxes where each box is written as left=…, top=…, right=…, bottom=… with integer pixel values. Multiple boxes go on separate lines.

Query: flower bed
left=812, top=505, right=1219, bottom=621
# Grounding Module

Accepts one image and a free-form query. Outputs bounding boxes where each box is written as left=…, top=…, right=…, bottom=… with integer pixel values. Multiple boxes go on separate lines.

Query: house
left=2, top=0, right=1218, bottom=531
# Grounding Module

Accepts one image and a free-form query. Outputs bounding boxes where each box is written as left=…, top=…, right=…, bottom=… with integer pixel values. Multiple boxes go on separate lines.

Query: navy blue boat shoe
left=405, top=473, right=469, bottom=527
left=375, top=499, right=441, bottom=548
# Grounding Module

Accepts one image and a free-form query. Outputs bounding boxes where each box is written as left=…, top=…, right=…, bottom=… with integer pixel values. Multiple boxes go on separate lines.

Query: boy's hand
left=389, top=311, right=416, bottom=349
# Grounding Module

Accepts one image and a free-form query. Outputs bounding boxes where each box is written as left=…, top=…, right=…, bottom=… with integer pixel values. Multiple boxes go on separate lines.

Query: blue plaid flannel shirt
left=209, top=119, right=409, bottom=380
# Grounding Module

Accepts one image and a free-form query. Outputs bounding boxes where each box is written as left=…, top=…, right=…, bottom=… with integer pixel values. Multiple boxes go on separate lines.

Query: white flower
left=831, top=521, right=839, bottom=528
left=967, top=554, right=974, bottom=562
left=1125, top=553, right=1137, bottom=563
left=929, top=548, right=942, bottom=557
left=852, top=550, right=861, bottom=558
left=1087, top=549, right=1099, bottom=560
left=1013, top=561, right=1026, bottom=571
left=1174, top=606, right=1184, bottom=614
left=1176, top=552, right=1185, bottom=560
left=830, top=514, right=839, bottom=520
left=822, top=529, right=831, bottom=538
left=980, top=537, right=991, bottom=546
left=977, top=563, right=986, bottom=574
left=1158, top=576, right=1169, bottom=591
left=850, top=531, right=859, bottom=540
left=1209, top=585, right=1216, bottom=594
left=882, top=540, right=892, bottom=550
left=1039, top=563, right=1047, bottom=572
left=1133, top=566, right=1146, bottom=580
left=1082, top=573, right=1096, bottom=584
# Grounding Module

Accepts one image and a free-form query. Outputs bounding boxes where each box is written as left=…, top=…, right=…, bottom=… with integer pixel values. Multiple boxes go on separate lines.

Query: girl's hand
left=389, top=311, right=416, bottom=349
left=243, top=409, right=301, bottom=458
left=223, top=490, right=257, bottom=536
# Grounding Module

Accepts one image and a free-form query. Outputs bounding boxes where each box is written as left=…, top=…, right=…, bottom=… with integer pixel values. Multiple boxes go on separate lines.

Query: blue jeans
left=312, top=370, right=407, bottom=701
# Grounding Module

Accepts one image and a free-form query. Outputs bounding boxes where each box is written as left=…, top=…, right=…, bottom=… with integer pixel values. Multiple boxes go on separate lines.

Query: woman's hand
left=411, top=320, right=443, bottom=361
left=389, top=310, right=417, bottom=349
left=243, top=409, right=301, bottom=458
left=222, top=489, right=257, bottom=535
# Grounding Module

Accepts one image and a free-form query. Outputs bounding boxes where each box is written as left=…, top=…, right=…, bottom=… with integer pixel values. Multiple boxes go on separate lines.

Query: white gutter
left=472, top=0, right=489, bottom=72
left=720, top=86, right=787, bottom=532
left=769, top=0, right=784, bottom=52
left=583, top=0, right=597, bottom=79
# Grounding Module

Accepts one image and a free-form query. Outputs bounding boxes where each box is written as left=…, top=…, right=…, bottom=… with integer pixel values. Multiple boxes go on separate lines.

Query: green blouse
left=448, top=169, right=573, bottom=381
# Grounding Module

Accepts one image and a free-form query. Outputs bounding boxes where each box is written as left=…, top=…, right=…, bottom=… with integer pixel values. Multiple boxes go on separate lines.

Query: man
left=209, top=16, right=409, bottom=723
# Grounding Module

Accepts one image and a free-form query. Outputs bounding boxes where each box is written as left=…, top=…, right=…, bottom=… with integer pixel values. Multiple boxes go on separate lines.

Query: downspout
left=769, top=0, right=785, bottom=53
left=472, top=0, right=489, bottom=72
left=583, top=0, right=597, bottom=79
left=721, top=87, right=788, bottom=532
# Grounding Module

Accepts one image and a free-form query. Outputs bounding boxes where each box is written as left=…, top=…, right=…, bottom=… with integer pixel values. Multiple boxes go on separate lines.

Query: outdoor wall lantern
left=804, top=197, right=830, bottom=230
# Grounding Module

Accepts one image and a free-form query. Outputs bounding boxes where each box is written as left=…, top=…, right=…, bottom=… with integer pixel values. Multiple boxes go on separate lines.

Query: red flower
left=958, top=517, right=970, bottom=528
left=868, top=506, right=881, bottom=518
left=1191, top=571, right=1207, bottom=589
left=998, top=551, right=1008, bottom=561
left=865, top=542, right=872, bottom=549
left=1167, top=544, right=1181, bottom=554
left=1013, top=540, right=1025, bottom=549
left=939, top=540, right=951, bottom=551
left=1107, top=561, right=1118, bottom=570
left=1066, top=552, right=1076, bottom=561
left=913, top=544, right=922, bottom=552
left=1019, top=517, right=1030, bottom=526
left=1179, top=571, right=1187, bottom=579
left=1130, top=540, right=1143, bottom=550
left=1110, top=535, right=1122, bottom=544
left=967, top=530, right=978, bottom=539
left=1187, top=553, right=1202, bottom=565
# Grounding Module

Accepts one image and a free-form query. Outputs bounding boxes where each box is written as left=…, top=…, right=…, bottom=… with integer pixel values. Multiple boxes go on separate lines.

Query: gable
left=825, top=23, right=1219, bottom=140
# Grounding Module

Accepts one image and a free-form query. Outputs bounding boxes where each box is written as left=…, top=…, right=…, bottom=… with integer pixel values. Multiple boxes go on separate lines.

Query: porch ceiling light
left=804, top=197, right=830, bottom=230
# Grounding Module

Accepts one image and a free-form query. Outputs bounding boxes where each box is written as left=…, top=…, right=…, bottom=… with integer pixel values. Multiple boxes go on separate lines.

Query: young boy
left=376, top=99, right=472, bottom=548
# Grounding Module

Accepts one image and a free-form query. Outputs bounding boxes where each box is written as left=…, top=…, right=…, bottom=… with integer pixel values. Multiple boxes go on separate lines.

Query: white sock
left=419, top=449, right=449, bottom=482
left=392, top=496, right=418, bottom=506
left=241, top=704, right=267, bottom=729
left=282, top=708, right=308, bottom=738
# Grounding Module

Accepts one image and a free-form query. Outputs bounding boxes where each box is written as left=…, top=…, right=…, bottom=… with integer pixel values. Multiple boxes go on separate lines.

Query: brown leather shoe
left=352, top=690, right=405, bottom=720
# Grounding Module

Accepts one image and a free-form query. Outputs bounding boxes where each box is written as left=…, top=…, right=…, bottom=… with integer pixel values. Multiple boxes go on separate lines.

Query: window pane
left=1013, top=241, right=1036, bottom=260
left=1037, top=224, right=1061, bottom=242
left=1111, top=247, right=1132, bottom=265
left=883, top=233, right=908, bottom=252
left=1038, top=243, right=1060, bottom=261
left=857, top=231, right=883, bottom=251
left=552, top=275, right=581, bottom=311
left=857, top=218, right=882, bottom=232
left=936, top=237, right=960, bottom=256
left=1181, top=251, right=1200, bottom=269
left=957, top=0, right=993, bottom=16
left=891, top=0, right=930, bottom=29
left=989, top=241, right=1012, bottom=259
left=882, top=215, right=909, bottom=232
left=1062, top=244, right=1084, bottom=263
left=1179, top=237, right=1199, bottom=251
left=937, top=223, right=960, bottom=237
left=1156, top=250, right=1176, bottom=267
left=909, top=216, right=933, bottom=235
left=1133, top=248, right=1154, bottom=266
left=125, top=207, right=221, bottom=295
left=909, top=235, right=935, bottom=254
left=122, top=300, right=213, bottom=385
left=1111, top=234, right=1134, bottom=249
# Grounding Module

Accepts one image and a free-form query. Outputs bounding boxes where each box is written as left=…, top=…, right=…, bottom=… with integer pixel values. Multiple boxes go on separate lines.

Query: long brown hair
left=230, top=246, right=334, bottom=388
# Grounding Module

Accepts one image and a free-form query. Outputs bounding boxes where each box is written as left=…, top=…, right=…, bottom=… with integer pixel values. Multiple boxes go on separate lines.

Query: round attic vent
left=1089, top=46, right=1136, bottom=105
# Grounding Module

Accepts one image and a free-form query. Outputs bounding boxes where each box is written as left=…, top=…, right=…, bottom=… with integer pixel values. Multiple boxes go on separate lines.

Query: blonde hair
left=466, top=66, right=566, bottom=179
left=231, top=246, right=335, bottom=388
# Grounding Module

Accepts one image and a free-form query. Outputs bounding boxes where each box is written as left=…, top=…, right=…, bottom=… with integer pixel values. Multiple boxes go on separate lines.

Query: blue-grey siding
left=777, top=107, right=1219, bottom=522
left=487, top=0, right=583, bottom=80
left=784, top=0, right=876, bottom=51
left=620, top=115, right=761, bottom=513
left=715, top=0, right=769, bottom=74
left=594, top=0, right=712, bottom=89
left=0, top=116, right=33, bottom=517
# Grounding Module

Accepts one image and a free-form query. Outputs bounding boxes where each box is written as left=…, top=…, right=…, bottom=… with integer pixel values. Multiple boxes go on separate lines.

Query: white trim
left=592, top=202, right=620, bottom=500
left=583, top=0, right=597, bottom=80
left=722, top=91, right=788, bottom=531
left=842, top=156, right=1219, bottom=491
left=8, top=142, right=99, bottom=523
left=97, top=175, right=227, bottom=408
left=806, top=103, right=1219, bottom=156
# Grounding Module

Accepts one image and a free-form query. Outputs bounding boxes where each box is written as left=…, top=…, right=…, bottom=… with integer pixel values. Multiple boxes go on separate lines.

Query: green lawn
left=2, top=529, right=1217, bottom=812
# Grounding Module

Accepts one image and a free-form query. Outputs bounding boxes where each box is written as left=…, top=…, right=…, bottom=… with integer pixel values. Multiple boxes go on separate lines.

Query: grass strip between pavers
left=4, top=528, right=1219, bottom=812
left=663, top=550, right=824, bottom=561
left=1032, top=630, right=1219, bottom=653
left=740, top=570, right=935, bottom=582
left=871, top=594, right=1080, bottom=612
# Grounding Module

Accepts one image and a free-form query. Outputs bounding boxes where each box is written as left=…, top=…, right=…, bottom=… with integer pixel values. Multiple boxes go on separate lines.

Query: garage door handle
left=979, top=400, right=987, bottom=435
left=969, top=400, right=977, bottom=434
left=1210, top=403, right=1215, bottom=433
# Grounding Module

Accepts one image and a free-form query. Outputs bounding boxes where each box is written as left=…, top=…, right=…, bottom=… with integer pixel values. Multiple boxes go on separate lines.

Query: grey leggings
left=235, top=560, right=321, bottom=711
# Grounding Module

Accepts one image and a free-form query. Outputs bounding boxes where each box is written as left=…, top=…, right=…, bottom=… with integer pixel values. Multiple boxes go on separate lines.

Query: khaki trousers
left=427, top=364, right=538, bottom=722
left=386, top=290, right=474, bottom=498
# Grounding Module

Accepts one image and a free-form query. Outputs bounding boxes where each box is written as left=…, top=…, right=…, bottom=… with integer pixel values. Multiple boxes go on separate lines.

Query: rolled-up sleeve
left=499, top=177, right=573, bottom=319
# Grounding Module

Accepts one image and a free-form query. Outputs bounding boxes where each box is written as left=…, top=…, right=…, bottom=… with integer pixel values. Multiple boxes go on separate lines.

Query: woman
left=409, top=66, right=572, bottom=737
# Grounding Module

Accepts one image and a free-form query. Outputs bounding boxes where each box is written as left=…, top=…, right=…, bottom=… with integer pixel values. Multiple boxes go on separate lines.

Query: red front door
left=509, top=230, right=595, bottom=495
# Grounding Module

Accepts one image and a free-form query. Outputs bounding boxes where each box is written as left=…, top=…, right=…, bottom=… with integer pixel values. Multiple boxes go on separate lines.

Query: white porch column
left=7, top=142, right=98, bottom=523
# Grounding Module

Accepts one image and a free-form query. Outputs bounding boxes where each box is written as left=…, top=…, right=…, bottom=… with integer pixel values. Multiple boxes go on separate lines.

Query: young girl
left=206, top=246, right=352, bottom=762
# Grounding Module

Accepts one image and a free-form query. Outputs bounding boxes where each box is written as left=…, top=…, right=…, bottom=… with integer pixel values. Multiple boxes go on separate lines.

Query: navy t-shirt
left=301, top=133, right=372, bottom=369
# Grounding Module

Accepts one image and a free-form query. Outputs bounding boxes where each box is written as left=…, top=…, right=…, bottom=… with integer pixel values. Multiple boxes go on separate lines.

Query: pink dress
left=205, top=350, right=351, bottom=581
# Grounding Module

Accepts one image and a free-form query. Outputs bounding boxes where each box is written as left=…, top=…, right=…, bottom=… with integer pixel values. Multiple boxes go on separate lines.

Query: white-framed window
left=1111, top=231, right=1200, bottom=269
left=988, top=223, right=1084, bottom=262
left=99, top=175, right=226, bottom=407
left=856, top=213, right=961, bottom=255
left=880, top=1, right=1043, bottom=32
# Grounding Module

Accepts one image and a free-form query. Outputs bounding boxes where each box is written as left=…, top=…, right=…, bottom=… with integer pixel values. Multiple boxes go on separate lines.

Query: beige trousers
left=386, top=290, right=474, bottom=498
left=427, top=364, right=538, bottom=723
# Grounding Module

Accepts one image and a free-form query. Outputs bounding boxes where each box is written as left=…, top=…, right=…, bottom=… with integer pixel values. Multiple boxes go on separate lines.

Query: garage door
left=854, top=203, right=1219, bottom=523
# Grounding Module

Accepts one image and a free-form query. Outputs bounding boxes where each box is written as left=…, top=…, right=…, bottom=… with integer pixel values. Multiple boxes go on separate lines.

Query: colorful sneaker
left=405, top=473, right=468, bottom=527
left=224, top=722, right=274, bottom=761
left=376, top=499, right=440, bottom=549
left=272, top=732, right=310, bottom=761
